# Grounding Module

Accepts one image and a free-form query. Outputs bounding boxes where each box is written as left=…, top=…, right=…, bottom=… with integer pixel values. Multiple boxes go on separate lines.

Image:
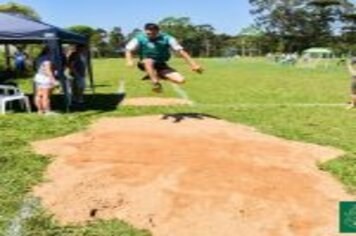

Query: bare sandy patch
left=33, top=115, right=353, bottom=236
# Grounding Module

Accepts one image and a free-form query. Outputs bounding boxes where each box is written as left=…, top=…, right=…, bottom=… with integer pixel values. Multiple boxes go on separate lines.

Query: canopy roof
left=0, top=13, right=88, bottom=44
left=303, top=48, right=333, bottom=54
left=0, top=13, right=93, bottom=112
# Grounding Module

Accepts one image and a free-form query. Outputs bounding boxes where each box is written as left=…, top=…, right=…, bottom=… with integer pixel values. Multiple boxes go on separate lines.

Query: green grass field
left=1, top=58, right=355, bottom=235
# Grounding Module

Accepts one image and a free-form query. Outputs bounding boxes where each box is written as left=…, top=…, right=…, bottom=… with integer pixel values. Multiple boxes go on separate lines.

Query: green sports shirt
left=126, top=33, right=183, bottom=63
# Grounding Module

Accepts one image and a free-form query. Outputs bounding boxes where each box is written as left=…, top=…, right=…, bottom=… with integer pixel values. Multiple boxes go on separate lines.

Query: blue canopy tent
left=0, top=12, right=95, bottom=111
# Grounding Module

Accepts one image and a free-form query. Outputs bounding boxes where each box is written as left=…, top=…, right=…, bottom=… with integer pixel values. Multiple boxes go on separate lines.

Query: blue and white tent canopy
left=0, top=13, right=88, bottom=44
left=0, top=13, right=94, bottom=111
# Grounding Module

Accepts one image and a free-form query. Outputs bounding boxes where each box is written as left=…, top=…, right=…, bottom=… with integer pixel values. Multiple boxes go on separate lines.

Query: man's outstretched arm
left=125, top=50, right=135, bottom=67
left=125, top=38, right=139, bottom=67
left=177, top=49, right=204, bottom=73
left=169, top=37, right=203, bottom=73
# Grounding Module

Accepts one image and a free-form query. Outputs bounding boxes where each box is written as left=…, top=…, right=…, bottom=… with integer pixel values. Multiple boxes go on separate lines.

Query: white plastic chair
left=0, top=85, right=31, bottom=115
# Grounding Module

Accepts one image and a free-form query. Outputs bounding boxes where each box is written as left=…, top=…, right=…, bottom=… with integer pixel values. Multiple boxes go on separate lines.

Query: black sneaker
left=152, top=83, right=163, bottom=93
left=141, top=75, right=150, bottom=81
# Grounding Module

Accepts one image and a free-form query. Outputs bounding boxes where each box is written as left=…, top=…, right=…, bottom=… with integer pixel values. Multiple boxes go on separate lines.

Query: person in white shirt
left=34, top=46, right=57, bottom=115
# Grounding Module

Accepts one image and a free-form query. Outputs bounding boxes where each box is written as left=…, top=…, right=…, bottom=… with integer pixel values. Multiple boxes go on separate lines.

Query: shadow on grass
left=92, top=84, right=112, bottom=89
left=22, top=93, right=126, bottom=113
left=69, top=93, right=126, bottom=113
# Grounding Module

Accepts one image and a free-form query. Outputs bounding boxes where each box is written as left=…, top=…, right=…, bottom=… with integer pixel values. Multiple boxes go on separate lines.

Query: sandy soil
left=121, top=97, right=192, bottom=106
left=33, top=115, right=353, bottom=236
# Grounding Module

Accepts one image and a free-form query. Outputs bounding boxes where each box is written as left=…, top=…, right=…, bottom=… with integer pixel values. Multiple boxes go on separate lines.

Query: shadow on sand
left=162, top=113, right=221, bottom=123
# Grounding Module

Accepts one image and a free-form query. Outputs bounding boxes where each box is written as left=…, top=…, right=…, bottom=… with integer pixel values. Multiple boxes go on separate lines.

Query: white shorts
left=34, top=74, right=53, bottom=89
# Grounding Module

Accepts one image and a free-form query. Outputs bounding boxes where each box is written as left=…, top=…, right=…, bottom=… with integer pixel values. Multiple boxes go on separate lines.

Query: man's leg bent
left=163, top=72, right=186, bottom=84
left=142, top=59, right=160, bottom=84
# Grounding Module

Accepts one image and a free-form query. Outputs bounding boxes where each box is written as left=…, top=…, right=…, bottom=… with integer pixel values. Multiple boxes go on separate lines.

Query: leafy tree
left=308, top=0, right=344, bottom=46
left=109, top=27, right=125, bottom=49
left=341, top=12, right=356, bottom=55
left=159, top=17, right=194, bottom=40
left=158, top=17, right=218, bottom=57
left=68, top=26, right=109, bottom=58
left=237, top=25, right=264, bottom=56
left=126, top=28, right=142, bottom=40
left=195, top=24, right=216, bottom=57
left=92, top=29, right=109, bottom=58
left=68, top=25, right=96, bottom=39
left=0, top=1, right=40, bottom=20
left=249, top=0, right=354, bottom=52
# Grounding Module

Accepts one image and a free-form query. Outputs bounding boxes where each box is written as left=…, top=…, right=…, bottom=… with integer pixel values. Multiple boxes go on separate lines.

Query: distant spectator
left=266, top=53, right=274, bottom=61
left=14, top=50, right=27, bottom=75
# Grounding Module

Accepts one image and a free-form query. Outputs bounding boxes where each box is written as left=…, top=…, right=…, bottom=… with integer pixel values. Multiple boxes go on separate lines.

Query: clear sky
left=5, top=0, right=253, bottom=35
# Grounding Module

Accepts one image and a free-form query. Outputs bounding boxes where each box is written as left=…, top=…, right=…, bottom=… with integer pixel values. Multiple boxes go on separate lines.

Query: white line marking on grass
left=196, top=103, right=346, bottom=108
left=118, top=78, right=126, bottom=95
left=5, top=197, right=40, bottom=236
left=170, top=83, right=195, bottom=106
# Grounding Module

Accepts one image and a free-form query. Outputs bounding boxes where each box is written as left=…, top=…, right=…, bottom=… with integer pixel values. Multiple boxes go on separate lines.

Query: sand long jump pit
left=121, top=97, right=192, bottom=107
left=33, top=115, right=353, bottom=236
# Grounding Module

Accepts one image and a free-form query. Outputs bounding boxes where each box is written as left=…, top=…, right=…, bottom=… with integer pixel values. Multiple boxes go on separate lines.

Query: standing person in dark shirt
left=68, top=45, right=87, bottom=104
left=14, top=50, right=27, bottom=75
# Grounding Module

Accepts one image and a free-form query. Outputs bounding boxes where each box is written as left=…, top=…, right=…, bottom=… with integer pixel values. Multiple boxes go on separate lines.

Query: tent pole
left=4, top=44, right=11, bottom=70
left=87, top=45, right=95, bottom=94
left=58, top=42, right=71, bottom=112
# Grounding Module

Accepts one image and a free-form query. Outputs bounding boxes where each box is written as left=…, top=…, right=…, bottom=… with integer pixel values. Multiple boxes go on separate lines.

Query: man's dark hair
left=144, top=23, right=160, bottom=31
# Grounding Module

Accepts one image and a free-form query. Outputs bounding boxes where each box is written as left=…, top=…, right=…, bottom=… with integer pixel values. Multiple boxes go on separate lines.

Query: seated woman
left=34, top=46, right=57, bottom=115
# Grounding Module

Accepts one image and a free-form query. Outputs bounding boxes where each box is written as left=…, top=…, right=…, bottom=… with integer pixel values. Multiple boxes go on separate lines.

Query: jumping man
left=125, top=23, right=203, bottom=93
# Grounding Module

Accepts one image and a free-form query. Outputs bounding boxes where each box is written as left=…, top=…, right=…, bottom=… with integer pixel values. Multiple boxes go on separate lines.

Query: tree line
left=67, top=17, right=237, bottom=58
left=249, top=0, right=356, bottom=54
left=0, top=1, right=355, bottom=58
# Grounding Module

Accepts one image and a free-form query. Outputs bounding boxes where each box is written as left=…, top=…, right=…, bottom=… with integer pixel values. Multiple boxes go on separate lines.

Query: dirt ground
left=33, top=115, right=353, bottom=236
left=121, top=97, right=192, bottom=106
